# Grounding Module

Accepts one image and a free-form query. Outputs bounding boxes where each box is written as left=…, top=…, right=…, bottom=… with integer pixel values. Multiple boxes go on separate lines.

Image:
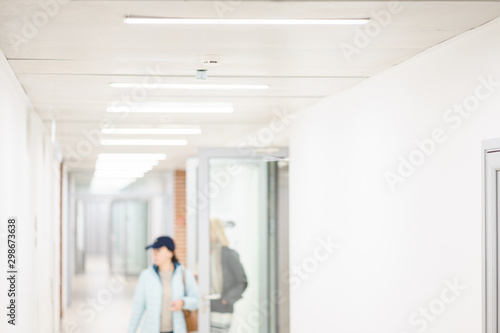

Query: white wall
left=289, top=18, right=500, bottom=333
left=0, top=49, right=61, bottom=333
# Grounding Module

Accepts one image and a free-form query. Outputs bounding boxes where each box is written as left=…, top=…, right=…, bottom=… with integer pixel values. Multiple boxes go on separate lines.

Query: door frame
left=197, top=147, right=289, bottom=333
left=482, top=138, right=500, bottom=333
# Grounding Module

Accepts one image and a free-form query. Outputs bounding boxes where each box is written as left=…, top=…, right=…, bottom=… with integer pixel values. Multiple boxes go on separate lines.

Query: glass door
left=110, top=201, right=126, bottom=275
left=110, top=200, right=148, bottom=275
left=125, top=200, right=149, bottom=275
left=197, top=147, right=289, bottom=333
left=482, top=142, right=500, bottom=333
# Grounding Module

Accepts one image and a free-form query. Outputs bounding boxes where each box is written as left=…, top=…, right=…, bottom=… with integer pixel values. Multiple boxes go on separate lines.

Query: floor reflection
left=61, top=255, right=138, bottom=333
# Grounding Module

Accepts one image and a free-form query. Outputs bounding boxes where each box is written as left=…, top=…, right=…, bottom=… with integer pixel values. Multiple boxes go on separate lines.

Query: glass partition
left=126, top=201, right=148, bottom=275
left=110, top=200, right=148, bottom=275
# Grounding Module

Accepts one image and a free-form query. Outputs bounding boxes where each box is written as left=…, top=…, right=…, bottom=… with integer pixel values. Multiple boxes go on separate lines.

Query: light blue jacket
left=127, top=262, right=199, bottom=333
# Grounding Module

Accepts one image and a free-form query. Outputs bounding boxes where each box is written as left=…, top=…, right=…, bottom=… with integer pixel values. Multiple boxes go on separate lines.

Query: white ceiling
left=1, top=0, right=500, bottom=171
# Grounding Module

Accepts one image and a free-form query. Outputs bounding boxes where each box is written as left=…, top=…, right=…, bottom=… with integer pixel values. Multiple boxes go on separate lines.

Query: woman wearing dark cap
left=127, top=236, right=199, bottom=333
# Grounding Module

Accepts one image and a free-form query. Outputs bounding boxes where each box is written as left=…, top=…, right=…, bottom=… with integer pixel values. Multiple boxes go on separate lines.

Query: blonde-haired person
left=210, top=218, right=248, bottom=333
left=128, top=236, right=199, bottom=333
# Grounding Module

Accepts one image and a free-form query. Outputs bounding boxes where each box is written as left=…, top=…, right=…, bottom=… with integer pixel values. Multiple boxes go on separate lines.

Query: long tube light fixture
left=110, top=82, right=268, bottom=90
left=91, top=153, right=169, bottom=192
left=102, top=128, right=202, bottom=134
left=106, top=103, right=233, bottom=114
left=97, top=153, right=167, bottom=160
left=95, top=160, right=159, bottom=167
left=94, top=170, right=146, bottom=178
left=124, top=16, right=370, bottom=25
left=101, top=139, right=188, bottom=146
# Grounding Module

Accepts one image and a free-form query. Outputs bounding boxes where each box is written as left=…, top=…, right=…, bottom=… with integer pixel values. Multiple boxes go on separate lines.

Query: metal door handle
left=203, top=293, right=221, bottom=300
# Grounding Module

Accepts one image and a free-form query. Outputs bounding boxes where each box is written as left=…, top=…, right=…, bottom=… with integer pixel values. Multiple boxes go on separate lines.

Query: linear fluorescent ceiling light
left=96, top=160, right=159, bottom=167
left=95, top=165, right=155, bottom=172
left=95, top=160, right=157, bottom=172
left=102, top=128, right=202, bottom=134
left=110, top=82, right=268, bottom=90
left=91, top=178, right=137, bottom=185
left=94, top=170, right=146, bottom=178
left=90, top=178, right=137, bottom=192
left=97, top=153, right=167, bottom=160
left=107, top=103, right=233, bottom=114
left=91, top=179, right=137, bottom=185
left=96, top=160, right=159, bottom=165
left=91, top=182, right=133, bottom=188
left=101, top=139, right=188, bottom=146
left=124, top=16, right=370, bottom=25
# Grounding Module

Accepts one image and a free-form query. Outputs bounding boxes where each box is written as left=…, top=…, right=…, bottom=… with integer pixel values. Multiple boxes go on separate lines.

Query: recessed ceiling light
left=110, top=82, right=268, bottom=90
left=94, top=170, right=146, bottom=178
left=90, top=177, right=137, bottom=192
left=100, top=139, right=188, bottom=146
left=96, top=160, right=159, bottom=167
left=91, top=177, right=137, bottom=182
left=124, top=17, right=369, bottom=25
left=97, top=153, right=167, bottom=160
left=107, top=103, right=233, bottom=114
left=102, top=128, right=202, bottom=134
left=95, top=165, right=155, bottom=172
left=91, top=178, right=137, bottom=185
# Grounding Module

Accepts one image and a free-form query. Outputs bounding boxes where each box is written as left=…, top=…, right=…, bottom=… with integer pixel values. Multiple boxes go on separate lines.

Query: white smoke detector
left=201, top=54, right=223, bottom=66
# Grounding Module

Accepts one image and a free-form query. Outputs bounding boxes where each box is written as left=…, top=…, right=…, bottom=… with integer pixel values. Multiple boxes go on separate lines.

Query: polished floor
left=61, top=255, right=139, bottom=333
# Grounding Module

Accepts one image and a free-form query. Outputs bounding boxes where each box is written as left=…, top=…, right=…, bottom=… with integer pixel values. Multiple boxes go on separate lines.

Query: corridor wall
left=0, top=49, right=61, bottom=333
left=289, top=17, right=500, bottom=333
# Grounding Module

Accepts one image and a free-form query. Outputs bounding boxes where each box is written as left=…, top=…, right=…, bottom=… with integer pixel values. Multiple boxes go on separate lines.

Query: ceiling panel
left=1, top=0, right=499, bottom=172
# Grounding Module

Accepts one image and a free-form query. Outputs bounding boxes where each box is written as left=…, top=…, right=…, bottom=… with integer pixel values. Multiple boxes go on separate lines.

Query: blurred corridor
left=2, top=1, right=500, bottom=333
left=63, top=255, right=137, bottom=333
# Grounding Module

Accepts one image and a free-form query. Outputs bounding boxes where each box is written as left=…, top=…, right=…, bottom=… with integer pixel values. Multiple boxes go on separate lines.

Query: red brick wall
left=174, top=170, right=187, bottom=265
